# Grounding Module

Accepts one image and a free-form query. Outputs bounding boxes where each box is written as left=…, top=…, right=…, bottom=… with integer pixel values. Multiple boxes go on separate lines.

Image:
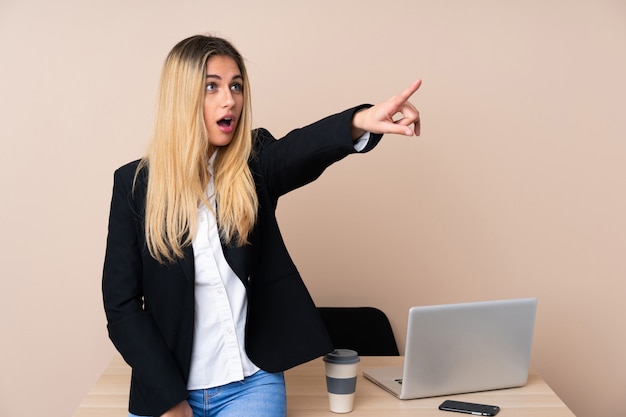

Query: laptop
left=363, top=298, right=537, bottom=399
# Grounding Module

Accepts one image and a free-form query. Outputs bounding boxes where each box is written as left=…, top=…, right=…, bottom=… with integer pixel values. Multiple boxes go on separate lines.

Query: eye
left=230, top=82, right=243, bottom=93
left=205, top=83, right=216, bottom=92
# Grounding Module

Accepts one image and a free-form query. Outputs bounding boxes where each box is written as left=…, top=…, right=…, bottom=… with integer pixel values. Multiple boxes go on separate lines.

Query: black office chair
left=316, top=306, right=400, bottom=356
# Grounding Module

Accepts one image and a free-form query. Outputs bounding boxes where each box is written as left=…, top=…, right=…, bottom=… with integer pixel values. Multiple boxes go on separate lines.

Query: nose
left=222, top=89, right=235, bottom=108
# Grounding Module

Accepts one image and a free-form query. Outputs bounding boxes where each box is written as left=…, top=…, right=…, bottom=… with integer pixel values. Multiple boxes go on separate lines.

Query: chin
left=208, top=134, right=235, bottom=148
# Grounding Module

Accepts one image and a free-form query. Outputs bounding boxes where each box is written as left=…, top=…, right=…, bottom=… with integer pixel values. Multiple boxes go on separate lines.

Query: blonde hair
left=138, top=35, right=258, bottom=264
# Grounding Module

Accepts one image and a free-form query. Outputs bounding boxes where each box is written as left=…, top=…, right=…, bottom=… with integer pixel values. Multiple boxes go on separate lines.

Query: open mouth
left=217, top=117, right=232, bottom=127
left=216, top=117, right=235, bottom=133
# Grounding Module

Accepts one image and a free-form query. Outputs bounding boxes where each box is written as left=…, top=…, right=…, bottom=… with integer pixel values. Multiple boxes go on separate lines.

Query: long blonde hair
left=138, top=35, right=258, bottom=264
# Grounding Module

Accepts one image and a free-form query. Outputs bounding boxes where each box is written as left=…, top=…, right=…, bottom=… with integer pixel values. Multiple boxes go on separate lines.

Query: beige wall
left=1, top=1, right=624, bottom=416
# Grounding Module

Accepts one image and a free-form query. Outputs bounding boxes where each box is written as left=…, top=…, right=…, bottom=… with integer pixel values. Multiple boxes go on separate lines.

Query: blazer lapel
left=221, top=240, right=253, bottom=287
left=179, top=244, right=195, bottom=287
left=177, top=239, right=251, bottom=288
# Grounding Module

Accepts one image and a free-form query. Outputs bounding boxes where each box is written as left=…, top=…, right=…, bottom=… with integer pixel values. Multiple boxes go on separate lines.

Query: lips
left=217, top=116, right=235, bottom=133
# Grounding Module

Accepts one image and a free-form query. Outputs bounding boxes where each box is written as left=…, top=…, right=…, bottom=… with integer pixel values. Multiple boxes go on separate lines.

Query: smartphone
left=439, top=400, right=500, bottom=416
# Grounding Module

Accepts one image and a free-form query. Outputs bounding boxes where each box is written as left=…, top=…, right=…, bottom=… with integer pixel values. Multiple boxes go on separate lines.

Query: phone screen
left=439, top=400, right=500, bottom=416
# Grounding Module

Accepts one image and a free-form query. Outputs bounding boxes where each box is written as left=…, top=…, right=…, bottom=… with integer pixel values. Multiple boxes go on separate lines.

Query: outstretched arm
left=351, top=79, right=422, bottom=139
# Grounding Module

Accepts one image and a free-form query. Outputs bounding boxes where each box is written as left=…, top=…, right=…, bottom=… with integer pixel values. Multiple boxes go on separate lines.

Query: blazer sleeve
left=255, top=105, right=382, bottom=200
left=102, top=162, right=188, bottom=416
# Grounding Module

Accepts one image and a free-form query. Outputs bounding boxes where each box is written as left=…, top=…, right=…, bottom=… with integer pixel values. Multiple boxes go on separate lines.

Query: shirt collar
left=208, top=149, right=218, bottom=175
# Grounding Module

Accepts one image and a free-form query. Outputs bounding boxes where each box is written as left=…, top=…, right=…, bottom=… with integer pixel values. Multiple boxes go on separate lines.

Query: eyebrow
left=206, top=74, right=243, bottom=81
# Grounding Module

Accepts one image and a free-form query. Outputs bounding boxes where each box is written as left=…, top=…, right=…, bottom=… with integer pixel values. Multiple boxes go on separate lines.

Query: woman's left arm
left=257, top=79, right=422, bottom=199
left=351, top=79, right=422, bottom=139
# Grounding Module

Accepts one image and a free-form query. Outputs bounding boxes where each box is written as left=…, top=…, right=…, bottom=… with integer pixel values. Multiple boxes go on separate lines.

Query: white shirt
left=187, top=132, right=370, bottom=389
left=187, top=151, right=259, bottom=390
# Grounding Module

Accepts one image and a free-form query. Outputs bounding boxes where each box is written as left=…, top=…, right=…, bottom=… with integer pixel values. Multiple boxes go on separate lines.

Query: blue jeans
left=129, top=370, right=286, bottom=417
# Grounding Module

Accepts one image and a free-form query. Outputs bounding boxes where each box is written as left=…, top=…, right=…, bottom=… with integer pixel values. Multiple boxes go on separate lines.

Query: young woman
left=102, top=35, right=421, bottom=417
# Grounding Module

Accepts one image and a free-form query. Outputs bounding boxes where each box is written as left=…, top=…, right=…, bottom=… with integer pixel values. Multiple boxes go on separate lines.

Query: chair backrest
left=317, top=306, right=400, bottom=356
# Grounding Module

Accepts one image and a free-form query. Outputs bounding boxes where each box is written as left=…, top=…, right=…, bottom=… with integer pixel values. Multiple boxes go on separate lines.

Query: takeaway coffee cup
left=323, top=349, right=360, bottom=413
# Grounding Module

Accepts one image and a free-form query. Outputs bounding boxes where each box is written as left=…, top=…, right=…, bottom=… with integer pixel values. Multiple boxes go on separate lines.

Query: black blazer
left=102, top=106, right=382, bottom=416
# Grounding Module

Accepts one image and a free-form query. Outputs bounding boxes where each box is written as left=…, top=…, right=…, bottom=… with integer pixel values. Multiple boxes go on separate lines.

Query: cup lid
left=323, top=349, right=360, bottom=364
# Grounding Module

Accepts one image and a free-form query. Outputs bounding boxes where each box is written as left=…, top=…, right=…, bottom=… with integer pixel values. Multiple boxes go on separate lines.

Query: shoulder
left=250, top=128, right=276, bottom=162
left=113, top=159, right=146, bottom=180
left=111, top=159, right=147, bottom=196
left=114, top=159, right=143, bottom=177
left=252, top=128, right=274, bottom=147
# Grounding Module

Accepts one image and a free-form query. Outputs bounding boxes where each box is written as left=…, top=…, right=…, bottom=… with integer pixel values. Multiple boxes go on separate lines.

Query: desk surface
left=73, top=355, right=574, bottom=417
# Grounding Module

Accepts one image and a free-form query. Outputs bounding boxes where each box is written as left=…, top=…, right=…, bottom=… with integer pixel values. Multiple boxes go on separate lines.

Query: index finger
left=394, top=79, right=422, bottom=104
